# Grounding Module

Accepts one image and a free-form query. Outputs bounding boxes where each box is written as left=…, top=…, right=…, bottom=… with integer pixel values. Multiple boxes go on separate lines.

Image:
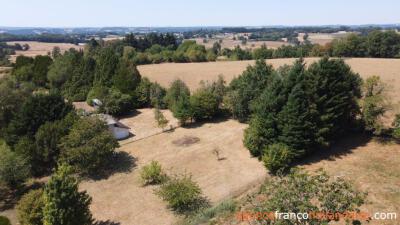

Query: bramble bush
left=261, top=143, right=295, bottom=174
left=250, top=169, right=366, bottom=224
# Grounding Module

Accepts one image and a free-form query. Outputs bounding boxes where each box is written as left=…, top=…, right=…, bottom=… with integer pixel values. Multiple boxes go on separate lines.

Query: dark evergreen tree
left=164, top=79, right=190, bottom=108
left=32, top=55, right=53, bottom=86
left=226, top=60, right=274, bottom=121
left=94, top=47, right=119, bottom=87
left=113, top=59, right=141, bottom=96
left=172, top=95, right=192, bottom=125
left=307, top=57, right=362, bottom=147
left=4, top=92, right=73, bottom=146
left=62, top=56, right=96, bottom=101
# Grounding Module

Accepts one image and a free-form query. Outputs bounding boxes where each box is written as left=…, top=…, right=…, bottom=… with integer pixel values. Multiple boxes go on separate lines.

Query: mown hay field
left=138, top=58, right=400, bottom=104
left=190, top=38, right=291, bottom=50
left=6, top=41, right=84, bottom=62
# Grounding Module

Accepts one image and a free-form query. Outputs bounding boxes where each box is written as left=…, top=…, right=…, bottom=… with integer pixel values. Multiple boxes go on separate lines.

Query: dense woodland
left=0, top=30, right=400, bottom=225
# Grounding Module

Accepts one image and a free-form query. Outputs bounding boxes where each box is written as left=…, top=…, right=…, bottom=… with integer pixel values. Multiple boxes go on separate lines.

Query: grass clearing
left=6, top=41, right=84, bottom=62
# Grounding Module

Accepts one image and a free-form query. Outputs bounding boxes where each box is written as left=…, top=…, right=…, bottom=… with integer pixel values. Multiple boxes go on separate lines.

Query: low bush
left=253, top=169, right=366, bottom=224
left=180, top=200, right=236, bottom=225
left=17, top=189, right=45, bottom=225
left=157, top=174, right=208, bottom=214
left=261, top=143, right=295, bottom=174
left=140, top=161, right=168, bottom=185
left=392, top=114, right=400, bottom=139
left=0, top=216, right=11, bottom=225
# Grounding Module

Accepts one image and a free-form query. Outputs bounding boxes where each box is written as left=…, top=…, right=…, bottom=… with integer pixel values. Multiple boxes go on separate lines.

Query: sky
left=0, top=0, right=399, bottom=27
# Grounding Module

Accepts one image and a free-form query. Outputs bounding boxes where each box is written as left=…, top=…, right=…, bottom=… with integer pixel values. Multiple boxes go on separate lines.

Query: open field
left=119, top=108, right=180, bottom=143
left=190, top=38, right=292, bottom=50
left=224, top=135, right=400, bottom=225
left=138, top=58, right=400, bottom=104
left=6, top=41, right=84, bottom=62
left=1, top=58, right=399, bottom=224
left=301, top=135, right=400, bottom=225
left=298, top=32, right=351, bottom=45
left=80, top=109, right=267, bottom=225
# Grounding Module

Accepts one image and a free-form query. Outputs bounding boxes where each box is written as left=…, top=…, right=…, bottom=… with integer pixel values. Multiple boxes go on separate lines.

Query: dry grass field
left=298, top=32, right=351, bottom=45
left=224, top=136, right=400, bottom=225
left=301, top=136, right=400, bottom=225
left=6, top=41, right=84, bottom=62
left=138, top=58, right=400, bottom=103
left=1, top=58, right=399, bottom=225
left=119, top=108, right=180, bottom=143
left=190, top=38, right=291, bottom=50
left=80, top=109, right=266, bottom=225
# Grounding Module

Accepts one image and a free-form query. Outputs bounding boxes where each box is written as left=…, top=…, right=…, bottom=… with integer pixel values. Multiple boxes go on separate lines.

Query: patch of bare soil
left=172, top=135, right=200, bottom=147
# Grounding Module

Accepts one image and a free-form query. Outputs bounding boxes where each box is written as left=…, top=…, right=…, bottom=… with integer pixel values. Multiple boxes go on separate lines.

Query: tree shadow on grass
left=294, top=133, right=372, bottom=167
left=183, top=116, right=231, bottom=129
left=117, top=109, right=142, bottom=120
left=0, top=181, right=44, bottom=211
left=90, top=151, right=137, bottom=181
left=93, top=220, right=121, bottom=225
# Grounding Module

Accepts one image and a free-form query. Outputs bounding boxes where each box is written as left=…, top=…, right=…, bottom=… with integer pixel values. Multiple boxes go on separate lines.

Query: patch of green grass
left=178, top=200, right=237, bottom=225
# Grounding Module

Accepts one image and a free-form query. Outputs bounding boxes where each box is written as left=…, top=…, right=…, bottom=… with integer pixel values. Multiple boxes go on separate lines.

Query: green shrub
left=0, top=216, right=11, bottom=225
left=43, top=164, right=93, bottom=225
left=393, top=128, right=400, bottom=139
left=256, top=169, right=366, bottom=224
left=86, top=85, right=108, bottom=105
left=190, top=89, right=219, bottom=121
left=140, top=161, right=168, bottom=185
left=157, top=174, right=208, bottom=214
left=393, top=114, right=400, bottom=139
left=100, top=88, right=134, bottom=117
left=181, top=200, right=236, bottom=225
left=17, top=189, right=45, bottom=225
left=262, top=143, right=295, bottom=174
left=60, top=117, right=119, bottom=176
left=0, top=143, right=30, bottom=188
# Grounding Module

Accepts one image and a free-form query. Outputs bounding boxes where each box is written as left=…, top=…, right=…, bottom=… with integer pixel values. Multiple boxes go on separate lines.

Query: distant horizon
left=1, top=24, right=400, bottom=29
left=1, top=0, right=399, bottom=27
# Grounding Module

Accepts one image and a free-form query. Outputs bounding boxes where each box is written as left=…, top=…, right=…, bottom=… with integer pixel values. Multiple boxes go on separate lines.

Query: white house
left=95, top=114, right=131, bottom=140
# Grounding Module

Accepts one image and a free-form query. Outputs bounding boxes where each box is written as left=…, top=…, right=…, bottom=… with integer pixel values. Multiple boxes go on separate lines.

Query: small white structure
left=95, top=114, right=131, bottom=140
left=92, top=99, right=103, bottom=109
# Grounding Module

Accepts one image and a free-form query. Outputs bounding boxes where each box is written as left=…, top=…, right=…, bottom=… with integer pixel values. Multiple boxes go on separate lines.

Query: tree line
left=126, top=30, right=400, bottom=65
left=1, top=30, right=400, bottom=68
left=0, top=33, right=85, bottom=44
left=0, top=42, right=30, bottom=66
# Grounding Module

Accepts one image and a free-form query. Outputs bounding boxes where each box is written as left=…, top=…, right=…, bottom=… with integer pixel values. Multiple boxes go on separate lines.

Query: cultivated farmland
left=138, top=58, right=400, bottom=103
left=190, top=38, right=292, bottom=50
left=6, top=41, right=84, bottom=62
